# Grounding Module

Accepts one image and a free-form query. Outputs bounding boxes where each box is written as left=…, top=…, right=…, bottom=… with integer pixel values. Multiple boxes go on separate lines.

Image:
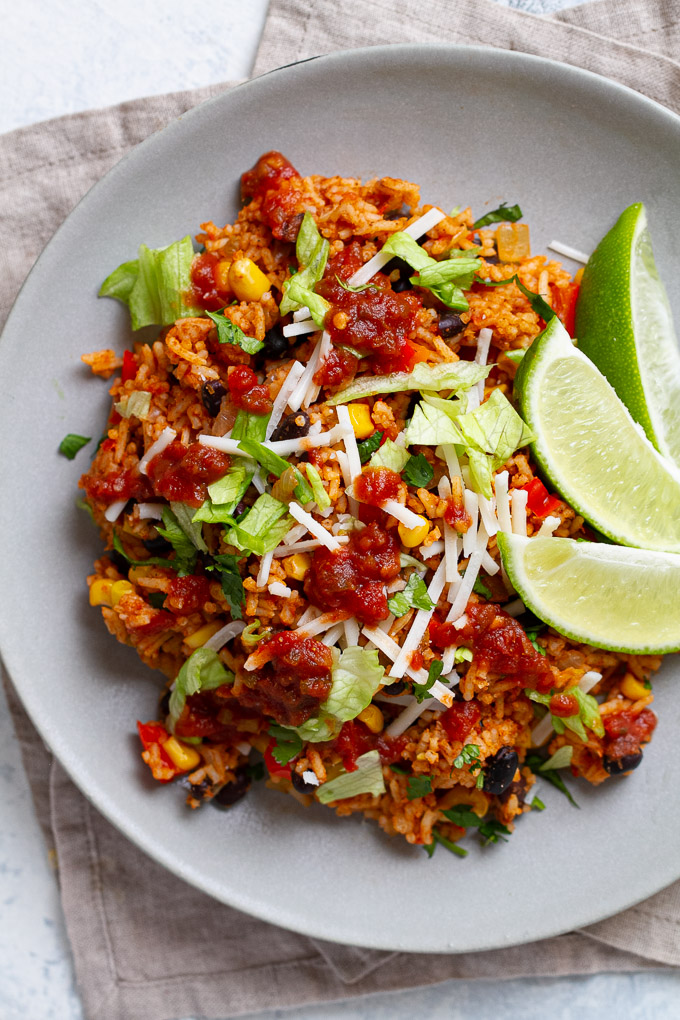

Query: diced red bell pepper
left=136, top=720, right=179, bottom=781
left=522, top=478, right=561, bottom=519
left=264, top=740, right=292, bottom=780
left=121, top=349, right=137, bottom=383
left=552, top=281, right=580, bottom=338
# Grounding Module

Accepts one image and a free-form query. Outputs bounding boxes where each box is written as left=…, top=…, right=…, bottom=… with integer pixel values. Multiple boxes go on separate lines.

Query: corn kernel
left=162, top=736, right=201, bottom=771
left=89, top=578, right=113, bottom=606
left=496, top=222, right=530, bottom=263
left=214, top=259, right=232, bottom=291
left=357, top=704, right=384, bottom=734
left=184, top=621, right=223, bottom=649
left=398, top=515, right=430, bottom=548
left=228, top=258, right=271, bottom=302
left=347, top=403, right=374, bottom=439
left=283, top=552, right=311, bottom=581
left=110, top=579, right=134, bottom=606
left=621, top=673, right=649, bottom=701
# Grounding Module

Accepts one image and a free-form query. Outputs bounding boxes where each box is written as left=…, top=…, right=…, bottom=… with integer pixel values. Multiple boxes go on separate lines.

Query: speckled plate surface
left=1, top=46, right=680, bottom=953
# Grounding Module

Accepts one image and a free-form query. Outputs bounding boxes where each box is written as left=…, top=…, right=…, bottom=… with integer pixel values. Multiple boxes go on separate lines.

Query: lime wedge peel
left=515, top=315, right=680, bottom=554
left=575, top=203, right=680, bottom=467
left=498, top=533, right=680, bottom=655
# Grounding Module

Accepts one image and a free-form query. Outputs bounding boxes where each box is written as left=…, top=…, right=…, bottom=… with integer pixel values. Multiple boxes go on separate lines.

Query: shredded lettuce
left=232, top=409, right=270, bottom=442
left=168, top=648, right=234, bottom=732
left=455, top=388, right=535, bottom=495
left=225, top=493, right=292, bottom=555
left=304, top=463, right=331, bottom=510
left=205, top=553, right=245, bottom=619
left=540, top=745, right=573, bottom=771
left=279, top=213, right=330, bottom=323
left=99, top=236, right=203, bottom=330
left=454, top=647, right=473, bottom=664
left=286, top=714, right=339, bottom=743
left=206, top=310, right=264, bottom=355
left=169, top=502, right=208, bottom=553
left=238, top=439, right=314, bottom=504
left=405, top=402, right=462, bottom=446
left=323, top=647, right=386, bottom=723
left=387, top=574, right=434, bottom=617
left=316, top=749, right=386, bottom=804
left=114, top=391, right=151, bottom=420
left=528, top=687, right=604, bottom=742
left=327, top=361, right=489, bottom=405
left=380, top=232, right=481, bottom=310
left=369, top=438, right=410, bottom=473
left=194, top=461, right=255, bottom=523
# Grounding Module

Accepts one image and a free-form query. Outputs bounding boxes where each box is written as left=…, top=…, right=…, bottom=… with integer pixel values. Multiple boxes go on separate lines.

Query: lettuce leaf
left=168, top=648, right=234, bottom=732
left=238, top=439, right=314, bottom=504
left=281, top=278, right=330, bottom=328
left=387, top=574, right=434, bottom=617
left=231, top=409, right=270, bottom=442
left=279, top=213, right=330, bottom=321
left=205, top=553, right=245, bottom=619
left=405, top=402, right=462, bottom=446
left=295, top=212, right=327, bottom=268
left=304, top=463, right=331, bottom=510
left=206, top=311, right=264, bottom=355
left=380, top=232, right=433, bottom=272
left=369, top=438, right=410, bottom=473
left=527, top=687, right=604, bottom=743
left=286, top=713, right=339, bottom=743
left=327, top=361, right=489, bottom=405
left=169, top=502, right=208, bottom=553
left=380, top=232, right=481, bottom=310
left=114, top=391, right=151, bottom=420
left=316, top=750, right=386, bottom=804
left=225, top=493, right=292, bottom=554
left=99, top=236, right=203, bottom=330
left=540, top=745, right=573, bottom=771
left=155, top=507, right=198, bottom=576
left=456, top=388, right=534, bottom=460
left=323, top=647, right=386, bottom=723
left=193, top=461, right=256, bottom=524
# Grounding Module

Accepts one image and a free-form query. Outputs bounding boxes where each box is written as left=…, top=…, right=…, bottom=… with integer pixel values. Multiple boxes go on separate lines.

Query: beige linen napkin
left=2, top=1, right=680, bottom=1017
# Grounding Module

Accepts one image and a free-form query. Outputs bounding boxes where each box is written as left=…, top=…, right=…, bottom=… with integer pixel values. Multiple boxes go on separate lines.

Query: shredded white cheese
left=462, top=490, right=479, bottom=557
left=343, top=617, right=360, bottom=647
left=348, top=207, right=447, bottom=287
left=266, top=361, right=306, bottom=439
left=481, top=549, right=500, bottom=576
left=420, top=540, right=444, bottom=560
left=272, top=536, right=349, bottom=557
left=303, top=331, right=332, bottom=408
left=295, top=611, right=350, bottom=637
left=257, top=551, right=274, bottom=588
left=443, top=525, right=459, bottom=583
left=389, top=560, right=447, bottom=679
left=203, top=620, right=246, bottom=651
left=446, top=526, right=488, bottom=622
left=138, top=426, right=176, bottom=475
left=297, top=606, right=320, bottom=628
left=547, top=240, right=590, bottom=264
left=282, top=522, right=308, bottom=544
left=321, top=622, right=345, bottom=646
left=287, top=335, right=325, bottom=410
left=302, top=770, right=320, bottom=787
left=268, top=581, right=293, bottom=598
left=137, top=502, right=165, bottom=520
left=104, top=499, right=128, bottom=523
left=474, top=327, right=493, bottom=404
left=381, top=499, right=424, bottom=529
left=537, top=515, right=561, bottom=538
left=441, top=444, right=462, bottom=480
left=477, top=494, right=499, bottom=538
left=511, top=488, right=529, bottom=536
left=335, top=406, right=361, bottom=516
left=494, top=471, right=512, bottom=533
left=282, top=319, right=319, bottom=338
left=503, top=598, right=526, bottom=618
left=288, top=502, right=342, bottom=551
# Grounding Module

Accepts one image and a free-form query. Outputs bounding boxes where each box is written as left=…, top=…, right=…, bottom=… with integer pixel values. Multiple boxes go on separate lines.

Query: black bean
left=392, top=275, right=413, bottom=293
left=201, top=379, right=226, bottom=417
left=499, top=776, right=528, bottom=806
left=382, top=256, right=411, bottom=277
left=483, top=254, right=500, bottom=265
left=602, top=750, right=643, bottom=775
left=212, top=765, right=252, bottom=808
left=263, top=325, right=289, bottom=359
left=159, top=689, right=171, bottom=716
left=438, top=312, right=465, bottom=339
left=291, top=770, right=320, bottom=794
left=384, top=204, right=411, bottom=221
left=270, top=410, right=311, bottom=442
left=483, top=746, right=519, bottom=796
left=142, top=534, right=172, bottom=554
left=383, top=680, right=408, bottom=696
left=181, top=775, right=213, bottom=801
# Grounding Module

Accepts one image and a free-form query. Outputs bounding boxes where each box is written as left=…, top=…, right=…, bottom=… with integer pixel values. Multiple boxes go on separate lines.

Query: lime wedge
left=497, top=533, right=680, bottom=654
left=514, top=316, right=680, bottom=553
left=575, top=203, right=680, bottom=466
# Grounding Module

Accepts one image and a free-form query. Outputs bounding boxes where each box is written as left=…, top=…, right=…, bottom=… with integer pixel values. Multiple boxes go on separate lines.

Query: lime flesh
left=514, top=316, right=680, bottom=553
left=497, top=533, right=680, bottom=654
left=575, top=203, right=680, bottom=467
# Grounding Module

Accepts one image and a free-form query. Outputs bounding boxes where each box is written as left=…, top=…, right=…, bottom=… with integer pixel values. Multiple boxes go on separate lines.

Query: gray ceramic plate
left=2, top=45, right=680, bottom=953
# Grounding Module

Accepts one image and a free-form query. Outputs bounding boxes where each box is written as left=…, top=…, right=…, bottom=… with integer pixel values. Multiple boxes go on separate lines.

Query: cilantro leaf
left=531, top=796, right=546, bottom=811
left=387, top=574, right=434, bottom=618
left=453, top=743, right=482, bottom=770
left=267, top=724, right=303, bottom=766
left=526, top=751, right=580, bottom=808
left=389, top=763, right=409, bottom=775
left=442, top=805, right=481, bottom=828
left=472, top=576, right=492, bottom=599
left=156, top=507, right=198, bottom=576
left=208, top=553, right=245, bottom=620
left=148, top=592, right=167, bottom=609
left=424, top=829, right=468, bottom=859
left=412, top=659, right=443, bottom=703
left=406, top=775, right=432, bottom=800
left=206, top=310, right=264, bottom=355
left=357, top=431, right=384, bottom=464
left=472, top=202, right=523, bottom=230
left=168, top=648, right=234, bottom=732
left=475, top=273, right=555, bottom=323
left=526, top=630, right=547, bottom=655
left=335, top=275, right=377, bottom=294
left=112, top=530, right=174, bottom=569
left=478, top=819, right=511, bottom=845
left=59, top=433, right=91, bottom=459
left=402, top=452, right=434, bottom=487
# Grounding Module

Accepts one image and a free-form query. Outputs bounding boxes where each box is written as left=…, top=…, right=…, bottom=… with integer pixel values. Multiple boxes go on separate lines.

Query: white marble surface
left=2, top=0, right=680, bottom=1017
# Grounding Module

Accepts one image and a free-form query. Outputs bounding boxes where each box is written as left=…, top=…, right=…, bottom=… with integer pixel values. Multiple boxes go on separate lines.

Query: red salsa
left=334, top=720, right=408, bottom=772
left=603, top=708, right=656, bottom=763
left=443, top=496, right=472, bottom=533
left=549, top=692, right=580, bottom=717
left=227, top=365, right=273, bottom=415
left=241, top=151, right=304, bottom=243
left=147, top=440, right=230, bottom=508
left=238, top=631, right=333, bottom=727
left=165, top=576, right=211, bottom=615
left=305, top=521, right=401, bottom=625
left=440, top=700, right=481, bottom=743
left=190, top=251, right=224, bottom=311
left=80, top=467, right=153, bottom=506
left=354, top=466, right=402, bottom=506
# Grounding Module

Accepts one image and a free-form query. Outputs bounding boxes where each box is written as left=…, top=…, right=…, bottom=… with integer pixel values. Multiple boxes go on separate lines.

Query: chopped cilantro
left=472, top=576, right=492, bottom=599
left=526, top=630, right=547, bottom=655
left=526, top=752, right=579, bottom=809
left=76, top=497, right=95, bottom=522
left=389, top=763, right=409, bottom=775
left=412, top=659, right=443, bottom=703
left=478, top=819, right=511, bottom=845
left=442, top=805, right=480, bottom=828
left=475, top=273, right=555, bottom=323
left=402, top=452, right=434, bottom=487
left=267, top=724, right=303, bottom=766
left=112, top=530, right=174, bottom=569
left=406, top=775, right=432, bottom=800
left=453, top=743, right=481, bottom=770
left=148, top=592, right=167, bottom=609
left=206, top=310, right=264, bottom=354
left=424, top=829, right=468, bottom=859
left=207, top=553, right=245, bottom=620
left=472, top=202, right=523, bottom=230
left=444, top=804, right=511, bottom=845
left=59, top=433, right=91, bottom=459
left=531, top=796, right=546, bottom=811
left=357, top=431, right=384, bottom=464
left=247, top=760, right=266, bottom=782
